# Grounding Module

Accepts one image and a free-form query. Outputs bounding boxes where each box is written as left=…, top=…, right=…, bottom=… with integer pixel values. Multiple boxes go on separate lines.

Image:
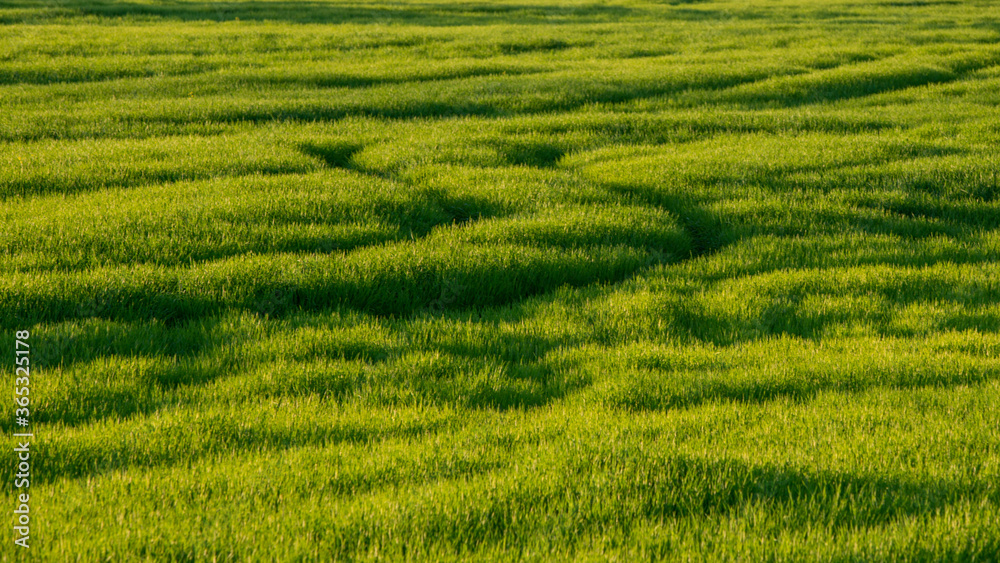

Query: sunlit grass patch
left=4, top=0, right=1000, bottom=559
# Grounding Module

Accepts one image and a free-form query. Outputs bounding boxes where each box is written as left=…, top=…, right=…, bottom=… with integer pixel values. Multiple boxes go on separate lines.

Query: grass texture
left=3, top=0, right=1000, bottom=560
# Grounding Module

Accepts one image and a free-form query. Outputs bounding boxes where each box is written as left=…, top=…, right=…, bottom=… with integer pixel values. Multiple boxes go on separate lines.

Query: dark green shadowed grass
left=3, top=0, right=1000, bottom=560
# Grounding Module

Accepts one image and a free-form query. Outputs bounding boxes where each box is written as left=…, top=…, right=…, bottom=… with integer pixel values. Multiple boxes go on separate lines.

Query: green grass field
left=3, top=0, right=1000, bottom=559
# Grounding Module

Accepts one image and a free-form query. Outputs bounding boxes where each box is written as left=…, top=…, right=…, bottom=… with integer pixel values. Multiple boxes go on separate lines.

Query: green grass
left=3, top=0, right=1000, bottom=560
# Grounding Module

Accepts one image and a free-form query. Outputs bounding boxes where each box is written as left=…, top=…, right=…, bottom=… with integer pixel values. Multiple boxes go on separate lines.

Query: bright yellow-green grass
left=3, top=0, right=1000, bottom=560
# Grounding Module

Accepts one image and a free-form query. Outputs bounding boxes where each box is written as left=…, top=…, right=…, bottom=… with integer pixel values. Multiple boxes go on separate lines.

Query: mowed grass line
left=3, top=0, right=1000, bottom=560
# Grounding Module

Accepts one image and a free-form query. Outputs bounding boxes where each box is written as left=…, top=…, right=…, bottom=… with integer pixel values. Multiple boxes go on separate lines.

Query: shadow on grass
left=69, top=1, right=637, bottom=25
left=0, top=62, right=542, bottom=89
left=1, top=224, right=681, bottom=328
left=20, top=348, right=588, bottom=460
left=602, top=360, right=999, bottom=413
left=0, top=64, right=223, bottom=87
left=655, top=264, right=1000, bottom=346
left=299, top=140, right=364, bottom=169
left=725, top=56, right=1000, bottom=108
left=26, top=408, right=459, bottom=484
left=11, top=298, right=588, bottom=430
left=66, top=68, right=786, bottom=137
left=578, top=453, right=999, bottom=530
left=495, top=140, right=566, bottom=168
left=256, top=65, right=543, bottom=91
left=881, top=0, right=961, bottom=6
